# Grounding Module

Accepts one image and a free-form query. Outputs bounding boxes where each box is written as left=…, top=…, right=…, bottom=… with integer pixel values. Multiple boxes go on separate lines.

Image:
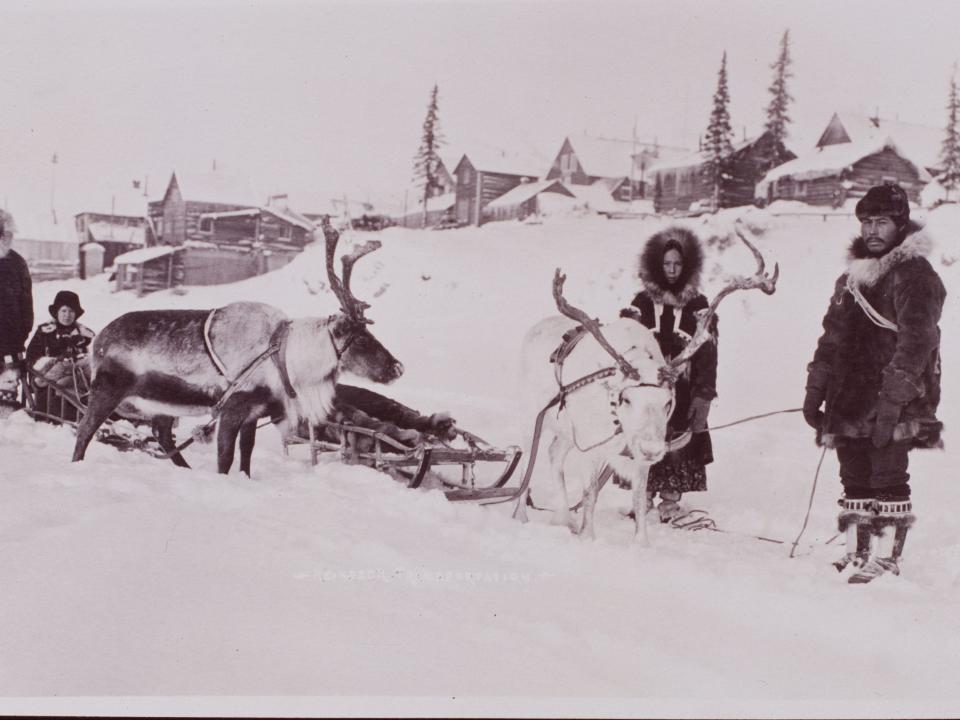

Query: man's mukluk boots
left=848, top=499, right=915, bottom=585
left=833, top=497, right=875, bottom=573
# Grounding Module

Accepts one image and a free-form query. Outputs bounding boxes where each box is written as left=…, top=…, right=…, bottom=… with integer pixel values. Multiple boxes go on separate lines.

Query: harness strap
left=268, top=321, right=298, bottom=400
left=847, top=282, right=898, bottom=333
left=203, top=309, right=231, bottom=377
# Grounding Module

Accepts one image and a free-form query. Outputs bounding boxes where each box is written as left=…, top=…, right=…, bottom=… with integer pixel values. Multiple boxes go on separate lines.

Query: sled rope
left=789, top=445, right=828, bottom=558
left=698, top=406, right=802, bottom=433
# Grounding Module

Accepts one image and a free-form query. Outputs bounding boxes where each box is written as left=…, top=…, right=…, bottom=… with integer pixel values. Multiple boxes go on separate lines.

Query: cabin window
left=279, top=223, right=292, bottom=239
left=199, top=218, right=213, bottom=233
left=154, top=218, right=163, bottom=237
left=797, top=181, right=808, bottom=197
left=461, top=168, right=471, bottom=184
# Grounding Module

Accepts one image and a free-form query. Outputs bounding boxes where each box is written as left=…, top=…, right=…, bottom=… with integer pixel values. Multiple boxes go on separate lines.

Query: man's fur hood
left=637, top=226, right=705, bottom=306
left=845, top=220, right=934, bottom=289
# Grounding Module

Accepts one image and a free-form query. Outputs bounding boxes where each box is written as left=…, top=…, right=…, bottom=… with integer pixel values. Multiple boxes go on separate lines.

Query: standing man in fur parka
left=804, top=183, right=946, bottom=584
left=621, top=226, right=718, bottom=522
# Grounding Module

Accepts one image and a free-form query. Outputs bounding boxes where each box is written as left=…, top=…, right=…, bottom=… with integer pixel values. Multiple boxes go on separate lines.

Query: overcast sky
left=1, top=0, right=958, bottom=225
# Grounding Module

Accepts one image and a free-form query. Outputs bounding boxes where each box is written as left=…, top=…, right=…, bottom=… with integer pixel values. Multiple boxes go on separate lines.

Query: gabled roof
left=164, top=169, right=261, bottom=206
left=755, top=137, right=931, bottom=196
left=485, top=179, right=573, bottom=209
left=565, top=135, right=635, bottom=179
left=819, top=112, right=943, bottom=172
left=455, top=143, right=546, bottom=178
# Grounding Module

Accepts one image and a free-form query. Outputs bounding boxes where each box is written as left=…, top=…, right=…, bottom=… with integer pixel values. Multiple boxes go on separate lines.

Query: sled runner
left=284, top=421, right=523, bottom=503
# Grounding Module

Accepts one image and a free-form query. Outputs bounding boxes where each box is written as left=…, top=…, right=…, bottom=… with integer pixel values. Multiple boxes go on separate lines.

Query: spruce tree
left=764, top=30, right=793, bottom=166
left=412, top=84, right=446, bottom=225
left=939, top=66, right=960, bottom=202
left=703, top=52, right=734, bottom=211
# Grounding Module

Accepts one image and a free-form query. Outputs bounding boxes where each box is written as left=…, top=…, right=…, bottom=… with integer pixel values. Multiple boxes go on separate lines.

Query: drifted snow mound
left=3, top=210, right=960, bottom=713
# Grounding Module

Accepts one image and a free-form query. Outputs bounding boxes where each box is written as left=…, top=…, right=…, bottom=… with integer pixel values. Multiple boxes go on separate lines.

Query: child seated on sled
left=305, top=384, right=458, bottom=453
left=25, top=290, right=96, bottom=420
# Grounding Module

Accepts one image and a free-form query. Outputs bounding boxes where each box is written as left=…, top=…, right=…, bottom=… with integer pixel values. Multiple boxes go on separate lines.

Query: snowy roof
left=566, top=180, right=626, bottom=213
left=400, top=190, right=455, bottom=215
left=456, top=145, right=546, bottom=178
left=821, top=112, right=944, bottom=172
left=165, top=169, right=261, bottom=206
left=114, top=245, right=182, bottom=265
left=11, top=212, right=77, bottom=243
left=646, top=135, right=760, bottom=174
left=756, top=137, right=931, bottom=196
left=265, top=205, right=315, bottom=231
left=565, top=135, right=635, bottom=179
left=79, top=190, right=148, bottom=218
left=87, top=222, right=147, bottom=246
left=485, top=179, right=573, bottom=209
left=201, top=206, right=315, bottom=231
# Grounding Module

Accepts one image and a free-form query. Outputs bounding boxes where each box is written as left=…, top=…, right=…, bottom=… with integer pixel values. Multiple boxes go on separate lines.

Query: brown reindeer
left=71, top=222, right=403, bottom=475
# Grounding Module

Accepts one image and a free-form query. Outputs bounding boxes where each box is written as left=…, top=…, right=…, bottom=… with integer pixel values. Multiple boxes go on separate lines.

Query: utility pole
left=630, top=117, right=638, bottom=205
left=50, top=152, right=58, bottom=225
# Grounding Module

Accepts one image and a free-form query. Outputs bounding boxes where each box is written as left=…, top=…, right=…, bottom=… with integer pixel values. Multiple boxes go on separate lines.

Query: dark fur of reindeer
left=71, top=220, right=403, bottom=475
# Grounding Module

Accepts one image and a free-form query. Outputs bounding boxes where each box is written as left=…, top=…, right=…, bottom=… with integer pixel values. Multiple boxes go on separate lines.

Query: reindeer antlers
left=322, top=218, right=380, bottom=324
left=666, top=221, right=778, bottom=370
left=553, top=270, right=641, bottom=381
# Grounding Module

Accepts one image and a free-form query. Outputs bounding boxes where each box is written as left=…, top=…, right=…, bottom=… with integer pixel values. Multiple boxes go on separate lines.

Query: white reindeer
left=515, top=229, right=777, bottom=545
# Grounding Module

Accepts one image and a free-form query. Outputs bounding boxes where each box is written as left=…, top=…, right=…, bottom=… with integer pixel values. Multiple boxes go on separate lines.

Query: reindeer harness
left=203, top=310, right=299, bottom=408
left=548, top=328, right=686, bottom=454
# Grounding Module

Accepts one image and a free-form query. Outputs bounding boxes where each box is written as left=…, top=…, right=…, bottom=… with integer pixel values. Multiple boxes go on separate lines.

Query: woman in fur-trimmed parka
left=805, top=183, right=946, bottom=584
left=621, top=226, right=718, bottom=522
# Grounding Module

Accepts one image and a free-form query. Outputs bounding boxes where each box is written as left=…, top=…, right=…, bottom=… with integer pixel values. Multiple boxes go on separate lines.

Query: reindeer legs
left=631, top=464, right=651, bottom=547
left=154, top=416, right=190, bottom=469
left=72, top=364, right=133, bottom=462
left=548, top=434, right=577, bottom=531
left=238, top=418, right=258, bottom=477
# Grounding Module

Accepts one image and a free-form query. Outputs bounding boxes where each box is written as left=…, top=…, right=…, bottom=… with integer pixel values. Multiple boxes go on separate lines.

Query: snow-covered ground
left=2, top=207, right=959, bottom=717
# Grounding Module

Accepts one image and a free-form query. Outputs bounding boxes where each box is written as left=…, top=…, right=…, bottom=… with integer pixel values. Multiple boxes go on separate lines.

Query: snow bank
left=2, top=208, right=959, bottom=716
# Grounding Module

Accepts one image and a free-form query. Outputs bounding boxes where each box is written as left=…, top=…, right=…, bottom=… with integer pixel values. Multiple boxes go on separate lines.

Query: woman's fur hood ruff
left=845, top=220, right=933, bottom=289
left=637, top=226, right=705, bottom=306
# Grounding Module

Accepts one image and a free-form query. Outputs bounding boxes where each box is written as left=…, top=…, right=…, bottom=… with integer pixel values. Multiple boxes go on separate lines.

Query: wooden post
left=166, top=253, right=174, bottom=290
left=137, top=262, right=144, bottom=297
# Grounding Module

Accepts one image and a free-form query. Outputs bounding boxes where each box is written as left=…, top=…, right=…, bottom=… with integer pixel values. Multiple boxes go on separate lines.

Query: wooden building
left=816, top=113, right=943, bottom=175
left=452, top=150, right=542, bottom=226
left=482, top=179, right=576, bottom=223
left=197, top=205, right=315, bottom=250
left=113, top=246, right=186, bottom=296
left=649, top=131, right=794, bottom=213
left=756, top=113, right=936, bottom=207
left=9, top=215, right=78, bottom=282
left=75, top=192, right=152, bottom=277
left=756, top=138, right=928, bottom=207
left=148, top=170, right=260, bottom=246
left=545, top=135, right=643, bottom=202
left=398, top=155, right=459, bottom=229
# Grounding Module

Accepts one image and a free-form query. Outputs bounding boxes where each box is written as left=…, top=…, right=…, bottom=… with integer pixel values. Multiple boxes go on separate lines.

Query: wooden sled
left=20, top=360, right=172, bottom=458
left=284, top=422, right=523, bottom=504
